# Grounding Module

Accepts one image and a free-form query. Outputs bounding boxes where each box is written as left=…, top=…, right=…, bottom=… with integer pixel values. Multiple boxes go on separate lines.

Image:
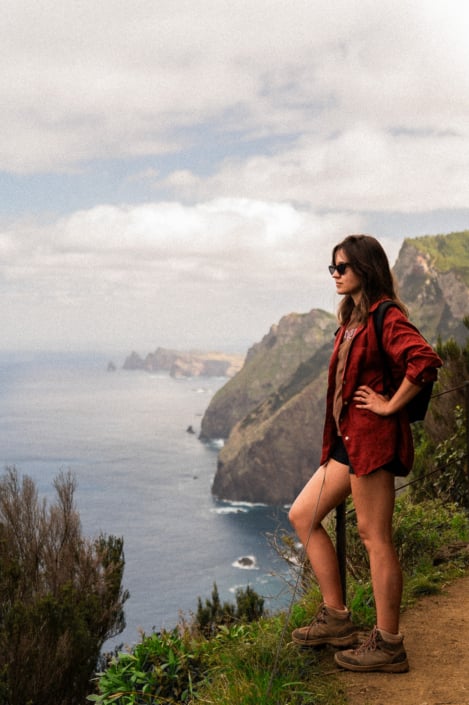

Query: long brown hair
left=332, top=234, right=407, bottom=325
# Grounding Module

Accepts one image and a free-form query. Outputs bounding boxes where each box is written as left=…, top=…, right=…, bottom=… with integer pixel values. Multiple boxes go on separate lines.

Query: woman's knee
left=356, top=517, right=394, bottom=554
left=288, top=500, right=303, bottom=531
left=289, top=500, right=318, bottom=535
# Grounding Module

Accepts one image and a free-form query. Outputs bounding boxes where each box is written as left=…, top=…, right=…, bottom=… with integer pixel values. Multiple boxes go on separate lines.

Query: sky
left=1, top=0, right=469, bottom=356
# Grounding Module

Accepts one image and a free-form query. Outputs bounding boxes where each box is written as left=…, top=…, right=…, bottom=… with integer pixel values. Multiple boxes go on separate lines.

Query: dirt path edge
left=337, top=573, right=469, bottom=705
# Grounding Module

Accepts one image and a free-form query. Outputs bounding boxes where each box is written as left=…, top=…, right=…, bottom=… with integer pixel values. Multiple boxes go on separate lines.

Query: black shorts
left=330, top=437, right=406, bottom=476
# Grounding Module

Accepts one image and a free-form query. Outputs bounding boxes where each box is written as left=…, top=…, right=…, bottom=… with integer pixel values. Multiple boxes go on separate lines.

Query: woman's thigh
left=289, top=460, right=351, bottom=529
left=350, top=469, right=396, bottom=541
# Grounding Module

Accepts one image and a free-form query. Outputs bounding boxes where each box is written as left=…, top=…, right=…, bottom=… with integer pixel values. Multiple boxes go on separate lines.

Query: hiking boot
left=334, top=626, right=409, bottom=673
left=292, top=603, right=360, bottom=647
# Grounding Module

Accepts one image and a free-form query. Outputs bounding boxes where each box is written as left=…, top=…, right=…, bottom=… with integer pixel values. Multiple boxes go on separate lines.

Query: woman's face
left=332, top=248, right=362, bottom=302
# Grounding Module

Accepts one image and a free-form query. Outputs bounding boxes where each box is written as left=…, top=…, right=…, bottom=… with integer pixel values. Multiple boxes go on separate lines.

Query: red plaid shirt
left=320, top=300, right=443, bottom=476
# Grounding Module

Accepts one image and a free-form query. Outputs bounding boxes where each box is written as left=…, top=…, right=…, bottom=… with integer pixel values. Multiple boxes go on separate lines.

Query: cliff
left=199, top=309, right=337, bottom=440
left=208, top=231, right=469, bottom=505
left=123, top=348, right=244, bottom=378
left=212, top=343, right=332, bottom=504
left=394, top=232, right=469, bottom=344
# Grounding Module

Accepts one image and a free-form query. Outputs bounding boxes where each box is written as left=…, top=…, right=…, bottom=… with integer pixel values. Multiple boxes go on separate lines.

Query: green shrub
left=89, top=629, right=204, bottom=704
left=195, top=583, right=264, bottom=637
left=0, top=468, right=128, bottom=705
left=393, top=494, right=468, bottom=572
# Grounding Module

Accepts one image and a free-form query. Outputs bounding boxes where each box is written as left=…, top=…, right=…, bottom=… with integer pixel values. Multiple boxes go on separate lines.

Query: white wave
left=211, top=506, right=249, bottom=515
left=219, top=499, right=267, bottom=509
left=211, top=498, right=269, bottom=514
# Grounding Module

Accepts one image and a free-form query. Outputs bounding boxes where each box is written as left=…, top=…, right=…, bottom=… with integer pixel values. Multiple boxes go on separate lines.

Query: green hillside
left=410, top=230, right=469, bottom=285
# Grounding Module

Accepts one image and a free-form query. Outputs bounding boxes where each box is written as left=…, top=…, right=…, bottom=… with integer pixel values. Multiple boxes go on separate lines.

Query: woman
left=289, top=234, right=442, bottom=673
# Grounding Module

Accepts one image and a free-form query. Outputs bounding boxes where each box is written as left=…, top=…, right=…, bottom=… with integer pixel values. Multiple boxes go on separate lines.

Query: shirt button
left=344, top=436, right=350, bottom=441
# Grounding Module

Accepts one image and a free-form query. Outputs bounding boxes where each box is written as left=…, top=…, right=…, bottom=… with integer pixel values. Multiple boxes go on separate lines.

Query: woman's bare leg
left=351, top=469, right=402, bottom=634
left=289, top=461, right=351, bottom=609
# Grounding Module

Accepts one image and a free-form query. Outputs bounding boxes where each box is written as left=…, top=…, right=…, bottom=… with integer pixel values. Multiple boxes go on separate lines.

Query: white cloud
left=0, top=199, right=366, bottom=351
left=167, top=126, right=469, bottom=212
left=2, top=0, right=469, bottom=187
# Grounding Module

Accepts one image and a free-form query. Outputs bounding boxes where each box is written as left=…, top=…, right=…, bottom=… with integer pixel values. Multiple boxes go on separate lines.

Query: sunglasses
left=328, top=262, right=350, bottom=275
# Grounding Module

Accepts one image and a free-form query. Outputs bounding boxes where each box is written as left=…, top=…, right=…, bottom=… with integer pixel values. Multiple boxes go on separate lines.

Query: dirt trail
left=337, top=574, right=469, bottom=705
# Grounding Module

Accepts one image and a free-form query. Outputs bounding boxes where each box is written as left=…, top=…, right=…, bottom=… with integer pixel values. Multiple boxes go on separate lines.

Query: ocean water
left=0, top=351, right=294, bottom=649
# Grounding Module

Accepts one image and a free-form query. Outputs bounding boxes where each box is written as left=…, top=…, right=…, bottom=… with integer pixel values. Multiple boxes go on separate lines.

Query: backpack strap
left=372, top=301, right=397, bottom=393
left=373, top=300, right=398, bottom=357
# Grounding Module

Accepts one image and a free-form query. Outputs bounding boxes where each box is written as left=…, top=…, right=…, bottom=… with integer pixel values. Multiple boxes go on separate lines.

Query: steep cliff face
left=212, top=345, right=331, bottom=504
left=394, top=232, right=469, bottom=345
left=199, top=309, right=336, bottom=440
left=208, top=231, right=469, bottom=504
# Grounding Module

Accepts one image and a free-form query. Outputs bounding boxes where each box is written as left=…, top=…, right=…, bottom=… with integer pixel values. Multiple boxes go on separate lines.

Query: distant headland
left=122, top=347, right=245, bottom=379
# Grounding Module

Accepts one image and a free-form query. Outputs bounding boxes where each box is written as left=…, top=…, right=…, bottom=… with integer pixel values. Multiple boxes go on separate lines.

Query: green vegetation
left=91, top=603, right=348, bottom=705
left=88, top=628, right=204, bottom=704
left=196, top=583, right=265, bottom=638
left=0, top=468, right=128, bottom=705
left=412, top=320, right=469, bottom=508
left=409, top=230, right=469, bottom=285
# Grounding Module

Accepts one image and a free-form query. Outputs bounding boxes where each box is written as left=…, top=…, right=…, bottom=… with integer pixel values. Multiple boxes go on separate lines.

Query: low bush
left=0, top=468, right=128, bottom=705
left=89, top=629, right=204, bottom=704
left=195, top=582, right=264, bottom=637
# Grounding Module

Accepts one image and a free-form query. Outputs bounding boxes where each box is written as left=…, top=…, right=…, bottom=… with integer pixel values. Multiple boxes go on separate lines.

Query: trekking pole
left=465, top=381, right=469, bottom=499
left=336, top=501, right=347, bottom=604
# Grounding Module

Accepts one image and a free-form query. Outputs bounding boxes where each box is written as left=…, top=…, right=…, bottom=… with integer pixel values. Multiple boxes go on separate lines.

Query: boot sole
left=292, top=632, right=361, bottom=648
left=334, top=653, right=410, bottom=673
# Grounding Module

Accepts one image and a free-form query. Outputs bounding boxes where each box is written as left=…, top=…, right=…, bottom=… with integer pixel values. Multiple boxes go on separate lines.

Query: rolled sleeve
left=381, top=309, right=443, bottom=386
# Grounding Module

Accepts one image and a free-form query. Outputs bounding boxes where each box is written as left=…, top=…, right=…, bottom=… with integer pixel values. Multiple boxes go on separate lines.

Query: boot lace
left=313, top=604, right=328, bottom=625
left=353, top=626, right=379, bottom=654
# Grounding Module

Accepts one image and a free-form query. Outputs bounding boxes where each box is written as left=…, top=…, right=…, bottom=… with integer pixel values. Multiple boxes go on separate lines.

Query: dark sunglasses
left=328, top=262, right=350, bottom=275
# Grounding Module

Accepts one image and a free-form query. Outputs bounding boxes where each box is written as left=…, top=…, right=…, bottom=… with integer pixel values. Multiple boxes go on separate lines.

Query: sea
left=0, top=351, right=295, bottom=650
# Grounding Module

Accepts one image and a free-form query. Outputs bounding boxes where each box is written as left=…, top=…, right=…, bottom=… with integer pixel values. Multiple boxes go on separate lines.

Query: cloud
left=2, top=199, right=359, bottom=287
left=2, top=0, right=469, bottom=187
left=0, top=199, right=367, bottom=351
left=161, top=126, right=469, bottom=212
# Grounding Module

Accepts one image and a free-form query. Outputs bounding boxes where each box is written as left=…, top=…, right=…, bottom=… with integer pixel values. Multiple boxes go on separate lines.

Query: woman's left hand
left=353, top=385, right=391, bottom=416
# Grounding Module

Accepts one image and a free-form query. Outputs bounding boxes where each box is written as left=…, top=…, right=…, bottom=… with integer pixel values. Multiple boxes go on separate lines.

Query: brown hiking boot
left=334, top=626, right=409, bottom=672
left=292, top=603, right=360, bottom=647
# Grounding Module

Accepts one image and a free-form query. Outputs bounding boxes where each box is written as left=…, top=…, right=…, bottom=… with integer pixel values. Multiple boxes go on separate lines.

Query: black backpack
left=372, top=301, right=434, bottom=423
